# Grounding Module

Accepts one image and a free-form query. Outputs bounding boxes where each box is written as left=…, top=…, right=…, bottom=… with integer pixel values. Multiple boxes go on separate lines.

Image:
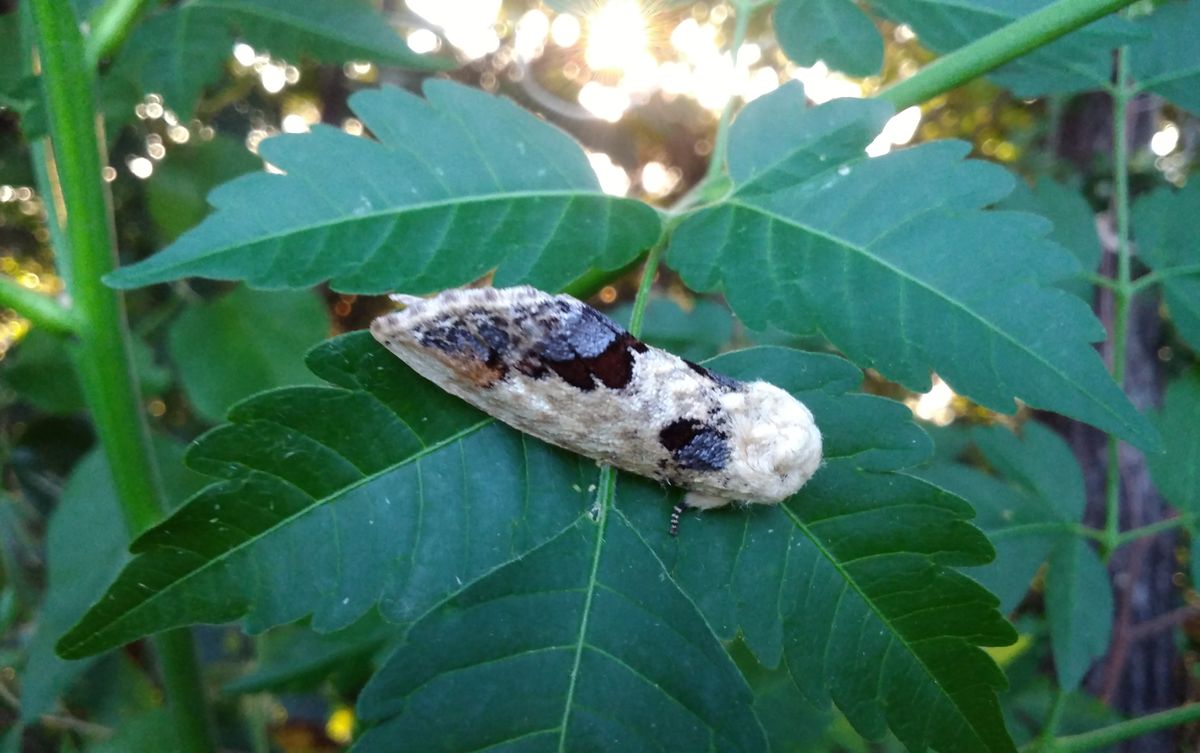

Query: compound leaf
left=57, top=332, right=596, bottom=658
left=107, top=81, right=661, bottom=294
left=774, top=0, right=884, bottom=77
left=668, top=84, right=1155, bottom=450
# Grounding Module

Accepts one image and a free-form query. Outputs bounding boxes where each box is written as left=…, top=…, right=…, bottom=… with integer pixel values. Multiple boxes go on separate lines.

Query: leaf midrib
left=726, top=198, right=1140, bottom=438
left=556, top=467, right=614, bottom=752
left=115, top=190, right=629, bottom=280
left=59, top=416, right=495, bottom=657
left=779, top=503, right=1000, bottom=752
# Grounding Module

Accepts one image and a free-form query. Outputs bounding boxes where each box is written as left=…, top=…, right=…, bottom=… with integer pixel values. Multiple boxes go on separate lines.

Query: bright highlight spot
left=232, top=42, right=257, bottom=67
left=514, top=9, right=550, bottom=61
left=550, top=13, right=581, bottom=48
left=586, top=0, right=647, bottom=71
left=281, top=114, right=310, bottom=133
left=867, top=106, right=922, bottom=157
left=788, top=61, right=862, bottom=104
left=260, top=63, right=287, bottom=93
left=1150, top=123, right=1179, bottom=156
left=127, top=156, right=154, bottom=179
left=406, top=0, right=501, bottom=60
left=640, top=161, right=679, bottom=198
left=909, top=376, right=957, bottom=425
left=587, top=152, right=631, bottom=196
left=578, top=81, right=632, bottom=122
left=407, top=28, right=440, bottom=55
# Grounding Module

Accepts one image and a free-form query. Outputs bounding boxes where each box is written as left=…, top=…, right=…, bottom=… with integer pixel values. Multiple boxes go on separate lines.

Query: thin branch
left=0, top=275, right=77, bottom=334
left=877, top=0, right=1140, bottom=110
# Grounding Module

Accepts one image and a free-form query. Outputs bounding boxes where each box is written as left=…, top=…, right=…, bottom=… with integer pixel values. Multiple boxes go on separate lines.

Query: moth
left=370, top=286, right=822, bottom=534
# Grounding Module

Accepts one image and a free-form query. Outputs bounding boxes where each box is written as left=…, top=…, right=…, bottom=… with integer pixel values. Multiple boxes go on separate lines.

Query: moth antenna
left=669, top=500, right=688, bottom=537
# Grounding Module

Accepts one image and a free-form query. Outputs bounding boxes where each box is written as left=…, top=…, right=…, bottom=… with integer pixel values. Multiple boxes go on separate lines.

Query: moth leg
left=669, top=499, right=688, bottom=537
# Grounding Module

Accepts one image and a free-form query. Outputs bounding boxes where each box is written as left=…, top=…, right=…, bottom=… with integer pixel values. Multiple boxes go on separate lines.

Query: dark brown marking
left=529, top=300, right=649, bottom=391
left=658, top=418, right=730, bottom=471
left=684, top=360, right=743, bottom=392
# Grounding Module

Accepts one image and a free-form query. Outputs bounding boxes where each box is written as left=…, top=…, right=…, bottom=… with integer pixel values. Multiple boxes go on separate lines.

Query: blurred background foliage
left=0, top=0, right=1197, bottom=751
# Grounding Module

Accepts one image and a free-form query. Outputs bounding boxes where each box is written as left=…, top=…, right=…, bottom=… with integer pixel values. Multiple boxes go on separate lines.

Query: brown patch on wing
left=532, top=301, right=649, bottom=391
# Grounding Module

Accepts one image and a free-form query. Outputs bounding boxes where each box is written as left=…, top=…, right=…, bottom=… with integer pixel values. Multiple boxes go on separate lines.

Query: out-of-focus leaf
left=774, top=0, right=884, bottom=77
left=57, top=332, right=595, bottom=658
left=146, top=136, right=262, bottom=243
left=608, top=297, right=734, bottom=360
left=2, top=330, right=169, bottom=414
left=224, top=613, right=397, bottom=694
left=1130, top=1, right=1200, bottom=114
left=870, top=0, right=1134, bottom=96
left=20, top=441, right=206, bottom=721
left=1148, top=371, right=1200, bottom=514
left=108, top=0, right=453, bottom=119
left=107, top=82, right=661, bottom=294
left=998, top=178, right=1100, bottom=300
left=354, top=514, right=770, bottom=753
left=1, top=331, right=85, bottom=413
left=1133, top=182, right=1200, bottom=352
left=668, top=84, right=1156, bottom=450
left=82, top=708, right=178, bottom=753
left=914, top=423, right=1111, bottom=691
left=167, top=287, right=329, bottom=422
left=618, top=348, right=1016, bottom=753
left=1044, top=536, right=1112, bottom=690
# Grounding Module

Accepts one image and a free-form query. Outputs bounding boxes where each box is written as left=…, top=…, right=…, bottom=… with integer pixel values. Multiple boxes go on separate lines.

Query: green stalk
left=27, top=2, right=216, bottom=751
left=702, top=0, right=754, bottom=184
left=84, top=0, right=157, bottom=67
left=1050, top=704, right=1200, bottom=753
left=0, top=276, right=77, bottom=334
left=1103, top=47, right=1132, bottom=556
left=877, top=0, right=1138, bottom=110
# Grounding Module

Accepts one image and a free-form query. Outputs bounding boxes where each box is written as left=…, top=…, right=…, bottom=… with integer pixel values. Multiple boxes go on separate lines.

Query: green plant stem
left=1038, top=688, right=1068, bottom=744
left=877, top=0, right=1138, bottom=110
left=1114, top=513, right=1196, bottom=547
left=0, top=276, right=77, bottom=334
left=627, top=234, right=668, bottom=338
left=1102, top=47, right=1132, bottom=557
left=702, top=0, right=753, bottom=184
left=1050, top=704, right=1200, bottom=752
left=1130, top=264, right=1200, bottom=294
left=27, top=1, right=216, bottom=751
left=84, top=0, right=156, bottom=67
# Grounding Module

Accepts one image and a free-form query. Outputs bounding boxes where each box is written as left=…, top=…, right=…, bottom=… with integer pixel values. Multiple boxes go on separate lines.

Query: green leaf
left=355, top=513, right=769, bottom=753
left=774, top=0, right=884, bottom=77
left=146, top=136, right=263, bottom=244
left=224, top=613, right=396, bottom=694
left=668, top=84, right=1156, bottom=450
left=2, top=330, right=169, bottom=414
left=869, top=0, right=1134, bottom=96
left=914, top=423, right=1111, bottom=691
left=1130, top=1, right=1200, bottom=114
left=608, top=296, right=734, bottom=361
left=997, top=178, right=1100, bottom=300
left=108, top=0, right=452, bottom=118
left=1043, top=536, right=1112, bottom=690
left=57, top=332, right=596, bottom=659
left=1132, top=182, right=1200, bottom=353
left=168, top=286, right=330, bottom=422
left=618, top=348, right=1016, bottom=753
left=20, top=441, right=206, bottom=721
left=107, top=81, right=662, bottom=293
left=1147, top=371, right=1200, bottom=514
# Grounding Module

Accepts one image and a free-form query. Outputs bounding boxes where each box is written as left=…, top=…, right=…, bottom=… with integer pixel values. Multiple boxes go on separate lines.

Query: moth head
left=724, top=381, right=823, bottom=503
